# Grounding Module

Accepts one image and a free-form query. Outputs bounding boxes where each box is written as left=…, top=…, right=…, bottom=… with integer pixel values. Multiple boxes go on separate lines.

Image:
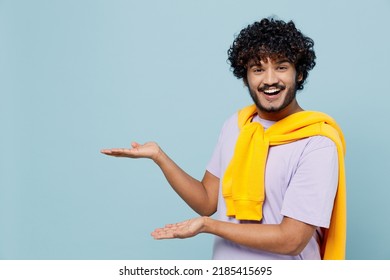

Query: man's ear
left=243, top=77, right=248, bottom=87
left=297, top=72, right=303, bottom=82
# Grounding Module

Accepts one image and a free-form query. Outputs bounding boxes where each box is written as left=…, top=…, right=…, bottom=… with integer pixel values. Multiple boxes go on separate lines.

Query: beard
left=248, top=83, right=297, bottom=113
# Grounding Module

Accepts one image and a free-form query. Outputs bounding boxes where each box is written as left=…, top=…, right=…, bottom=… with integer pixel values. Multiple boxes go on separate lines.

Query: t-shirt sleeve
left=281, top=136, right=339, bottom=228
left=206, top=125, right=224, bottom=179
left=206, top=115, right=236, bottom=179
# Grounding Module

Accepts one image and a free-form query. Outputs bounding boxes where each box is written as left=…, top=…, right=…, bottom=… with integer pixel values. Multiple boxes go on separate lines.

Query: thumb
left=131, top=141, right=141, bottom=148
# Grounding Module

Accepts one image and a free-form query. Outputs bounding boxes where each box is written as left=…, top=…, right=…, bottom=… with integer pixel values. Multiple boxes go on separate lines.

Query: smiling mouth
left=259, top=84, right=286, bottom=96
left=263, top=88, right=282, bottom=96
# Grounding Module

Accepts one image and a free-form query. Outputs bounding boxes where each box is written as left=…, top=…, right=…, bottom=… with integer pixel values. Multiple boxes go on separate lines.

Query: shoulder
left=297, top=136, right=337, bottom=163
left=219, top=111, right=239, bottom=135
left=306, top=135, right=336, bottom=150
left=224, top=111, right=239, bottom=126
left=212, top=111, right=241, bottom=150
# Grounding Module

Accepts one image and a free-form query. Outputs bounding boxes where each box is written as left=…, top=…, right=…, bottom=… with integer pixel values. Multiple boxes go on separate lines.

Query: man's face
left=246, top=58, right=302, bottom=120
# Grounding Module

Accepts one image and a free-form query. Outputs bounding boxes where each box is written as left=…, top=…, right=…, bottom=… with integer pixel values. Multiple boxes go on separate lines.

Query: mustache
left=258, top=84, right=286, bottom=91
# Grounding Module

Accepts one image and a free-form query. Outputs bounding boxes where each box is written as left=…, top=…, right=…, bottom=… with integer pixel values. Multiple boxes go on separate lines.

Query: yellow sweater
left=222, top=104, right=346, bottom=260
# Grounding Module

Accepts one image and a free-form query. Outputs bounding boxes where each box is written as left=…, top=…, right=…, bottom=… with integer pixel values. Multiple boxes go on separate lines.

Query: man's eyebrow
left=274, top=59, right=291, bottom=64
left=247, top=61, right=261, bottom=68
left=248, top=58, right=292, bottom=67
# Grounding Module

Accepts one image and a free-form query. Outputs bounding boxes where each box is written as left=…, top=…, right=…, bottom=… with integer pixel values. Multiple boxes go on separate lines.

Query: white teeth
left=264, top=89, right=280, bottom=94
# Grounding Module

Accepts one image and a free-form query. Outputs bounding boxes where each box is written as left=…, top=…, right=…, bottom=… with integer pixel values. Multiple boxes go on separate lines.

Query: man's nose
left=263, top=69, right=278, bottom=85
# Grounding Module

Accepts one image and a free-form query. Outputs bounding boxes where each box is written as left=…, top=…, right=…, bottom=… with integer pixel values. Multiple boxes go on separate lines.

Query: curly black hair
left=227, top=18, right=316, bottom=90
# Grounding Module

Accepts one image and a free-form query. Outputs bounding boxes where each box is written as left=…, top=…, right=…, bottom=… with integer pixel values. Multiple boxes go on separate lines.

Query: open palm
left=101, top=141, right=160, bottom=160
left=151, top=217, right=205, bottom=240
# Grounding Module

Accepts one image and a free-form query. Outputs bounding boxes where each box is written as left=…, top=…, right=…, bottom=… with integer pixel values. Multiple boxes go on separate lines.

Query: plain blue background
left=1, top=0, right=389, bottom=259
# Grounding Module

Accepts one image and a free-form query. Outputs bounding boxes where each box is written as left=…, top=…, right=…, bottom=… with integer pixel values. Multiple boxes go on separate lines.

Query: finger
left=110, top=148, right=138, bottom=156
left=101, top=148, right=127, bottom=154
left=110, top=148, right=125, bottom=152
left=131, top=142, right=141, bottom=148
left=153, top=224, right=182, bottom=234
left=100, top=149, right=112, bottom=154
left=101, top=149, right=129, bottom=157
left=151, top=228, right=176, bottom=240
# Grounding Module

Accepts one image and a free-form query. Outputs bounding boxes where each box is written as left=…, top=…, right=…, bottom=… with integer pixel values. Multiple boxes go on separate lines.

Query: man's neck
left=256, top=99, right=303, bottom=121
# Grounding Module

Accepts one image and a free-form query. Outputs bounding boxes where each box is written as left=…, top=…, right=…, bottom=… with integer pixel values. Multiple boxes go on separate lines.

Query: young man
left=101, top=18, right=346, bottom=260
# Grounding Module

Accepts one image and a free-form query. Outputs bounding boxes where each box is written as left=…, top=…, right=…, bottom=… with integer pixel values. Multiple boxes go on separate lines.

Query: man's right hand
left=101, top=141, right=162, bottom=162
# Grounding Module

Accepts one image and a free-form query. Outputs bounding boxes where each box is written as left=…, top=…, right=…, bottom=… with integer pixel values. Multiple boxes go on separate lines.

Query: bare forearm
left=101, top=142, right=218, bottom=216
left=154, top=149, right=216, bottom=216
left=203, top=217, right=314, bottom=256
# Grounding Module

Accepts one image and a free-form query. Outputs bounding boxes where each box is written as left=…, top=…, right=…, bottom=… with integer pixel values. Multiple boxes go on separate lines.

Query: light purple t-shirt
left=206, top=112, right=339, bottom=260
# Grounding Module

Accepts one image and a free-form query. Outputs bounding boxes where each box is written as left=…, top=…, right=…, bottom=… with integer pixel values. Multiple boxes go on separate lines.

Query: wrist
left=152, top=145, right=165, bottom=165
left=202, top=216, right=213, bottom=234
